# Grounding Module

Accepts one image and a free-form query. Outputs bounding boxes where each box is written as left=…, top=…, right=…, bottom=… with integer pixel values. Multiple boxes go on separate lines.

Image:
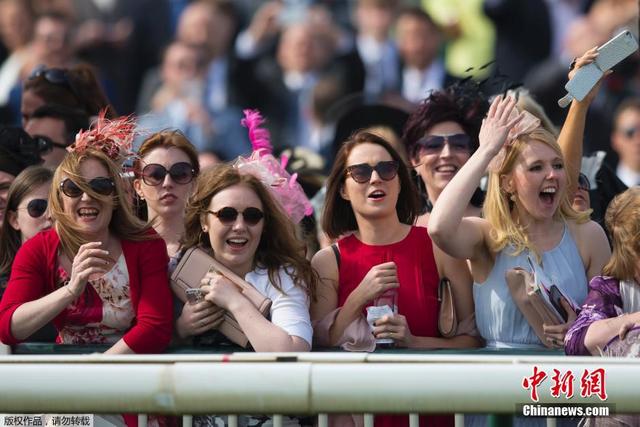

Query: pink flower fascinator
left=67, top=111, right=137, bottom=164
left=234, top=109, right=313, bottom=223
left=487, top=108, right=541, bottom=172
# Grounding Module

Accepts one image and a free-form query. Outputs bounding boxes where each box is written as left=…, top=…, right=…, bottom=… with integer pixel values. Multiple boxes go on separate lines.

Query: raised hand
left=478, top=96, right=525, bottom=157
left=569, top=46, right=610, bottom=105
left=67, top=242, right=114, bottom=298
left=354, top=262, right=400, bottom=306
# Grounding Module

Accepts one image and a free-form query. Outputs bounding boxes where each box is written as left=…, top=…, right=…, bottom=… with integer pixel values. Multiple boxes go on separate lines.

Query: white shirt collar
left=616, top=162, right=640, bottom=188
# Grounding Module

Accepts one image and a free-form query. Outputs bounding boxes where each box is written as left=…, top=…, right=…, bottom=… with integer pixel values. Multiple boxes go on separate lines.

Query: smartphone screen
left=549, top=285, right=568, bottom=322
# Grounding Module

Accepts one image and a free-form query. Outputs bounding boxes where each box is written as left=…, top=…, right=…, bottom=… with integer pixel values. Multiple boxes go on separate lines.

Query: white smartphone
left=560, top=30, right=638, bottom=106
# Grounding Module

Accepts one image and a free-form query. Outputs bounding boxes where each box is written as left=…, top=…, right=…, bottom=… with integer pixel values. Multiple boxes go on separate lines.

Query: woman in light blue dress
left=428, top=95, right=610, bottom=350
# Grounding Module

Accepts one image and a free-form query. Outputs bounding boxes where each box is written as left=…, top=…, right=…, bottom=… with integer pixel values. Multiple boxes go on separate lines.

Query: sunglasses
left=141, top=162, right=195, bottom=186
left=621, top=126, right=640, bottom=139
left=577, top=173, right=591, bottom=192
left=60, top=177, right=115, bottom=198
left=28, top=65, right=74, bottom=91
left=416, top=134, right=471, bottom=153
left=34, top=134, right=68, bottom=153
left=207, top=207, right=264, bottom=226
left=345, top=160, right=399, bottom=184
left=17, top=199, right=48, bottom=218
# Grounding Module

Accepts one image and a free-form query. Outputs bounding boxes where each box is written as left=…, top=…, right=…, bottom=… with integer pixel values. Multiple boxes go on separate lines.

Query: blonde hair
left=50, top=148, right=151, bottom=259
left=483, top=128, right=589, bottom=257
left=603, top=187, right=640, bottom=281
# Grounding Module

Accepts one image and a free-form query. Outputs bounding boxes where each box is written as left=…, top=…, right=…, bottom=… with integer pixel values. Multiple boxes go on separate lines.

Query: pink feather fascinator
left=67, top=111, right=137, bottom=164
left=235, top=109, right=313, bottom=223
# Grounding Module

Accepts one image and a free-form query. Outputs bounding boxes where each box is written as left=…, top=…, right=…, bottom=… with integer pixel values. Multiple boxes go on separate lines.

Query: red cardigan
left=0, top=228, right=173, bottom=353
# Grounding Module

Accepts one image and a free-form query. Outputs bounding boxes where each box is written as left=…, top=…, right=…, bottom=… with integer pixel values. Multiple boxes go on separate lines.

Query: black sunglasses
left=33, top=134, right=68, bottom=152
left=577, top=173, right=591, bottom=192
left=17, top=199, right=48, bottom=218
left=416, top=134, right=471, bottom=153
left=345, top=160, right=399, bottom=184
left=141, top=162, right=195, bottom=186
left=60, top=177, right=115, bottom=198
left=208, top=207, right=264, bottom=226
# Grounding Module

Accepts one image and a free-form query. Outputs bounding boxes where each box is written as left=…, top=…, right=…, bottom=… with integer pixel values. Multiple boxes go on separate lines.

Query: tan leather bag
left=438, top=278, right=457, bottom=338
left=505, top=267, right=563, bottom=348
left=170, top=247, right=272, bottom=348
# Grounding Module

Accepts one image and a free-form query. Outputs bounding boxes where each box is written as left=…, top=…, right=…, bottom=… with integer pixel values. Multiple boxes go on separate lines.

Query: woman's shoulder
left=20, top=228, right=58, bottom=252
left=588, top=275, right=621, bottom=293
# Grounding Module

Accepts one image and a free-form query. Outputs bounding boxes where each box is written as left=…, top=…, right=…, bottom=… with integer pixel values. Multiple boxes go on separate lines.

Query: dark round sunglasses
left=141, top=162, right=195, bottom=186
left=18, top=198, right=48, bottom=218
left=208, top=207, right=264, bottom=226
left=60, top=177, right=115, bottom=198
left=416, top=134, right=471, bottom=153
left=345, top=160, right=399, bottom=184
left=577, top=173, right=591, bottom=192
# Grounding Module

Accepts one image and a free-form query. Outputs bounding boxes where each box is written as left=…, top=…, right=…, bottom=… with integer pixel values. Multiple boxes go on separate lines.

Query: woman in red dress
left=311, top=130, right=479, bottom=427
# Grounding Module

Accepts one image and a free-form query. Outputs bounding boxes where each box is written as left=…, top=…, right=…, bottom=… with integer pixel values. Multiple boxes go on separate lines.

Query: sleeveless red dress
left=337, top=226, right=453, bottom=427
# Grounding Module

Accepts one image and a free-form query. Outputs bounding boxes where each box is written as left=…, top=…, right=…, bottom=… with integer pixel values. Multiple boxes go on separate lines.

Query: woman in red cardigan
left=0, top=117, right=173, bottom=354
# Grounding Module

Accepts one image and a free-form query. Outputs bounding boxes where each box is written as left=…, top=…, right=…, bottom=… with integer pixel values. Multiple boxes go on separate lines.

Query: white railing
left=0, top=353, right=637, bottom=426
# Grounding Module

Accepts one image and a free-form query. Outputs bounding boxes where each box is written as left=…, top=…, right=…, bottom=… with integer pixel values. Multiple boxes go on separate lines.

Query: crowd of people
left=0, top=0, right=640, bottom=426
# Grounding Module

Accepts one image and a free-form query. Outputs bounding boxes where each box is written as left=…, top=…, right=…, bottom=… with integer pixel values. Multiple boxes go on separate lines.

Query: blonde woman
left=429, top=95, right=610, bottom=350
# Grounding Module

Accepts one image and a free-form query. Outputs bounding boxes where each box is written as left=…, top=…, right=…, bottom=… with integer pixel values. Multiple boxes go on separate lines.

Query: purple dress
left=565, top=276, right=625, bottom=356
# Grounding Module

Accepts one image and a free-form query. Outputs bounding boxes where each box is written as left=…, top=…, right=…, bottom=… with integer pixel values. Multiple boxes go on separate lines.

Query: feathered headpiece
left=234, top=109, right=313, bottom=223
left=67, top=110, right=137, bottom=164
left=487, top=108, right=541, bottom=173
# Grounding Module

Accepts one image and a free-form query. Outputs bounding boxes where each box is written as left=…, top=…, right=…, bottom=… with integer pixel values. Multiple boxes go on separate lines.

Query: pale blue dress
left=474, top=224, right=588, bottom=349
left=468, top=225, right=588, bottom=427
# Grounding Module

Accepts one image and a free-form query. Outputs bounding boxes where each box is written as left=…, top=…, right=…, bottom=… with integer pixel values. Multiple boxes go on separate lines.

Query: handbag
left=505, top=261, right=565, bottom=348
left=438, top=278, right=457, bottom=338
left=170, top=246, right=272, bottom=348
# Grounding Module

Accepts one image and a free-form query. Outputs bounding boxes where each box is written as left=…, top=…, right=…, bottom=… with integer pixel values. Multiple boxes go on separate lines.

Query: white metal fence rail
left=0, top=353, right=637, bottom=426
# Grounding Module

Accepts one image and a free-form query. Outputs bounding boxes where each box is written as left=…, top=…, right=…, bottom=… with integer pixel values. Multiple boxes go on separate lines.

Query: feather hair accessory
left=487, top=109, right=541, bottom=173
left=67, top=110, right=137, bottom=164
left=235, top=109, right=313, bottom=223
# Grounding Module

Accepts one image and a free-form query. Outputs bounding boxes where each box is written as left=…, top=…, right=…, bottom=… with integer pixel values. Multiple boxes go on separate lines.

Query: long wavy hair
left=0, top=166, right=52, bottom=277
left=182, top=164, right=317, bottom=298
left=603, top=187, right=640, bottom=281
left=50, top=148, right=151, bottom=259
left=483, top=128, right=589, bottom=257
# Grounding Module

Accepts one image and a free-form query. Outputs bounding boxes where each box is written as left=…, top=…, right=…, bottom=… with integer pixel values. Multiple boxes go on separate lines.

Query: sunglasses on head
left=18, top=199, right=48, bottom=218
left=577, top=173, right=591, bottom=192
left=345, top=160, right=399, bottom=184
left=208, top=207, right=264, bottom=226
left=141, top=162, right=195, bottom=186
left=29, top=65, right=72, bottom=87
left=60, top=177, right=115, bottom=198
left=416, top=134, right=471, bottom=153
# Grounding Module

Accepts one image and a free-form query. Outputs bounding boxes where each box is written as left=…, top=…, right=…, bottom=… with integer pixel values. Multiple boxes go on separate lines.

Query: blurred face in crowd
left=572, top=173, right=591, bottom=213
left=412, top=121, right=471, bottom=201
left=177, top=1, right=235, bottom=58
left=21, top=90, right=45, bottom=127
left=342, top=142, right=400, bottom=220
left=7, top=181, right=52, bottom=242
left=612, top=107, right=640, bottom=172
left=25, top=116, right=69, bottom=169
left=0, top=0, right=33, bottom=51
left=355, top=2, right=395, bottom=41
left=203, top=184, right=265, bottom=277
left=395, top=13, right=441, bottom=70
left=161, top=42, right=203, bottom=90
left=134, top=146, right=195, bottom=221
left=32, top=16, right=71, bottom=68
left=277, top=24, right=317, bottom=73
